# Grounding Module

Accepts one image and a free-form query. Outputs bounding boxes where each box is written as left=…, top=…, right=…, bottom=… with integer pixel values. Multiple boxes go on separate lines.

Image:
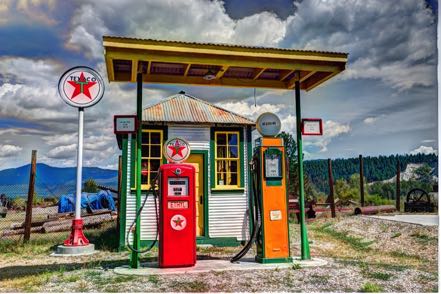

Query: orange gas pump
left=158, top=163, right=196, bottom=268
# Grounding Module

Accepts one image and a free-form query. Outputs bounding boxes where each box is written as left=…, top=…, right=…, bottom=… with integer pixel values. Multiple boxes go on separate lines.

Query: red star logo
left=67, top=72, right=97, bottom=100
left=168, top=139, right=186, bottom=157
left=173, top=217, right=184, bottom=227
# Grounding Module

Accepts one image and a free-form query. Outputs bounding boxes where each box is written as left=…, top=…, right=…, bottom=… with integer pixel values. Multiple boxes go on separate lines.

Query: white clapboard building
left=116, top=92, right=255, bottom=249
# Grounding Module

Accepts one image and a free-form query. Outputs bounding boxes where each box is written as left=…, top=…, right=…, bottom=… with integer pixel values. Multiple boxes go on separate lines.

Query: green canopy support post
left=130, top=72, right=143, bottom=268
left=295, top=76, right=311, bottom=260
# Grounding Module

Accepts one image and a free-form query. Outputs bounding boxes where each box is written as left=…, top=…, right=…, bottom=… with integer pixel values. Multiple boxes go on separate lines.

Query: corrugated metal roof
left=142, top=93, right=255, bottom=125
left=103, top=36, right=348, bottom=56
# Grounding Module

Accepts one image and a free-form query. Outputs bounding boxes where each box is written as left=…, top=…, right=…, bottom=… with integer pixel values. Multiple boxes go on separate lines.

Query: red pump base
left=64, top=219, right=89, bottom=246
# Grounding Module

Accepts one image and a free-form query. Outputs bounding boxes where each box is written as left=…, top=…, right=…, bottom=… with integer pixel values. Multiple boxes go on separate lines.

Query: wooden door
left=185, top=154, right=204, bottom=236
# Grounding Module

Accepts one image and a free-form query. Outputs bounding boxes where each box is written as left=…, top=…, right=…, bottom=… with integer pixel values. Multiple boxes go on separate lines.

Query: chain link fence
left=0, top=168, right=118, bottom=249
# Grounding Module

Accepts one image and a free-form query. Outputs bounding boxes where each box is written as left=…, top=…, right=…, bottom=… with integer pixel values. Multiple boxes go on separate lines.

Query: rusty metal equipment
left=404, top=188, right=435, bottom=213
left=354, top=205, right=396, bottom=215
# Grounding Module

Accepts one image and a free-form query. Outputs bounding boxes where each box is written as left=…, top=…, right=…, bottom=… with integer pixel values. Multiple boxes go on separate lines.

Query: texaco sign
left=163, top=138, right=191, bottom=163
left=58, top=66, right=105, bottom=108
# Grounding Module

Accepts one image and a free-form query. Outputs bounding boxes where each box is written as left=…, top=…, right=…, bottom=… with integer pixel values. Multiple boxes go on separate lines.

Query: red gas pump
left=158, top=163, right=196, bottom=268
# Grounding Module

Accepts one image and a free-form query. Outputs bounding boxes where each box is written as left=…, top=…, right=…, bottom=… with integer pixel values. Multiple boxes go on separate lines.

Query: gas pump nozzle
left=126, top=173, right=160, bottom=254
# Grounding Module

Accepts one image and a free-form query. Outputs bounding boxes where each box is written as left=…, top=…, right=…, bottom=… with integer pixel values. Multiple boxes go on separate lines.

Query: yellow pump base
left=255, top=137, right=292, bottom=264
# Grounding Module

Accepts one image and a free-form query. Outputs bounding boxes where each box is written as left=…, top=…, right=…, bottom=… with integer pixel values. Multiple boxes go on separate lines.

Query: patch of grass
left=367, top=271, right=393, bottom=281
left=5, top=271, right=54, bottom=292
left=360, top=282, right=384, bottom=292
left=335, top=259, right=409, bottom=272
left=291, top=263, right=301, bottom=270
left=112, top=275, right=138, bottom=283
left=313, top=224, right=374, bottom=251
left=171, top=280, right=210, bottom=292
left=391, top=232, right=401, bottom=238
left=147, top=274, right=160, bottom=285
left=410, top=232, right=437, bottom=245
left=85, top=223, right=119, bottom=251
left=389, top=250, right=424, bottom=261
left=75, top=280, right=89, bottom=292
left=63, top=273, right=81, bottom=283
left=88, top=270, right=102, bottom=278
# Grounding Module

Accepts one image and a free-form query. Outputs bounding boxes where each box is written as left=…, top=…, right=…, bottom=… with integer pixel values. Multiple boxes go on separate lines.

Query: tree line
left=277, top=131, right=438, bottom=200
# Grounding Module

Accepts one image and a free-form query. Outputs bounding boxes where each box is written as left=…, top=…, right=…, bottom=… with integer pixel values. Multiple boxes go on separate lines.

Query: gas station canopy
left=103, top=36, right=348, bottom=91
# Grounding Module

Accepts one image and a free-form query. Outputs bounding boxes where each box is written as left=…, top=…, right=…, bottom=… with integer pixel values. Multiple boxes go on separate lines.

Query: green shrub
left=360, top=282, right=384, bottom=292
left=10, top=198, right=26, bottom=210
left=365, top=194, right=393, bottom=206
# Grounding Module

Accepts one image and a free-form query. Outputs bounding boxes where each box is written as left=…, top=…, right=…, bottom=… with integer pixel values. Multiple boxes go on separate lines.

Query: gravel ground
left=0, top=214, right=438, bottom=292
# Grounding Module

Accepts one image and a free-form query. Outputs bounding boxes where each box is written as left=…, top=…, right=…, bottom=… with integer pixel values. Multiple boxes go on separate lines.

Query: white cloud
left=232, top=11, right=286, bottom=46
left=65, top=0, right=289, bottom=60
left=303, top=120, right=351, bottom=154
left=280, top=115, right=296, bottom=133
left=284, top=0, right=436, bottom=90
left=410, top=145, right=438, bottom=155
left=0, top=144, right=23, bottom=157
left=46, top=144, right=77, bottom=159
left=215, top=101, right=283, bottom=120
left=363, top=117, right=377, bottom=124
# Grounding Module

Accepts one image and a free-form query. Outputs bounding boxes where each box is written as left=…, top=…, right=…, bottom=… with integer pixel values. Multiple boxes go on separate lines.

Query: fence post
left=396, top=160, right=400, bottom=211
left=327, top=158, right=336, bottom=218
left=359, top=154, right=365, bottom=207
left=24, top=150, right=37, bottom=243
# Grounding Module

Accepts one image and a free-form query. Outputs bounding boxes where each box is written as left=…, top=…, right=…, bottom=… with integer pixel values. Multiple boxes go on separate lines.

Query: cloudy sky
left=0, top=0, right=438, bottom=170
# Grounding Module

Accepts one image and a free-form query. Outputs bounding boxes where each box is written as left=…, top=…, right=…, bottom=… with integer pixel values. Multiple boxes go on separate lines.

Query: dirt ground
left=0, top=214, right=438, bottom=292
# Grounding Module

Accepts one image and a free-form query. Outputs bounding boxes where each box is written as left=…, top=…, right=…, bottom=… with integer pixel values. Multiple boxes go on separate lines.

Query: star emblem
left=168, top=139, right=186, bottom=157
left=173, top=217, right=184, bottom=227
left=67, top=72, right=97, bottom=100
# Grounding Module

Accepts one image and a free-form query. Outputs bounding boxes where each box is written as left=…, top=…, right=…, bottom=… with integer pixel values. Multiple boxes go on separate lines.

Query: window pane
left=151, top=145, right=161, bottom=157
left=229, top=173, right=238, bottom=185
left=217, top=146, right=227, bottom=158
left=216, top=133, right=226, bottom=145
left=150, top=159, right=161, bottom=172
left=229, top=160, right=238, bottom=173
left=142, top=132, right=150, bottom=144
left=217, top=160, right=226, bottom=172
left=228, top=133, right=238, bottom=146
left=142, top=146, right=149, bottom=157
left=150, top=171, right=158, bottom=184
left=141, top=160, right=149, bottom=185
left=217, top=172, right=226, bottom=185
left=151, top=132, right=161, bottom=144
left=228, top=146, right=238, bottom=158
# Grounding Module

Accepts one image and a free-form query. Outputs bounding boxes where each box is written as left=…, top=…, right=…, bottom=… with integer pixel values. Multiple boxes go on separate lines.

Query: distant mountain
left=0, top=163, right=118, bottom=198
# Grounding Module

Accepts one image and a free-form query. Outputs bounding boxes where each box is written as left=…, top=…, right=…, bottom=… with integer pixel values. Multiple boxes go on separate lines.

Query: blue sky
left=0, top=0, right=438, bottom=170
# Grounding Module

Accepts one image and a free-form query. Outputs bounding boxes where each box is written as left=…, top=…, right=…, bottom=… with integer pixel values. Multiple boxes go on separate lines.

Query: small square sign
left=114, top=115, right=138, bottom=134
left=301, top=118, right=323, bottom=136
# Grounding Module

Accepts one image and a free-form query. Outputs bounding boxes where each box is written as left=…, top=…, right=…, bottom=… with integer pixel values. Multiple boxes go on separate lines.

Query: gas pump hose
left=126, top=173, right=160, bottom=254
left=230, top=160, right=262, bottom=263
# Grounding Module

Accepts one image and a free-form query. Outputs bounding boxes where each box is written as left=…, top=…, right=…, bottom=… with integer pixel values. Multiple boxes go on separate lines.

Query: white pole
left=75, top=107, right=84, bottom=220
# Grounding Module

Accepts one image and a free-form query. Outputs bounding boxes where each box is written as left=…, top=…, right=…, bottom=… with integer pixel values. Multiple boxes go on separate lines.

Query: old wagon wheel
left=406, top=188, right=430, bottom=204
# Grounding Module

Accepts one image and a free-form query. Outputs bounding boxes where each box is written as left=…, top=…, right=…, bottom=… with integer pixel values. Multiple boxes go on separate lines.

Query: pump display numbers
left=167, top=177, right=188, bottom=196
left=265, top=156, right=281, bottom=178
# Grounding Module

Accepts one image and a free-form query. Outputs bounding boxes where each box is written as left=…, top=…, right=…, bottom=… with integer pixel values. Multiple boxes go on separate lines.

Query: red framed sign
left=114, top=115, right=138, bottom=134
left=301, top=118, right=323, bottom=136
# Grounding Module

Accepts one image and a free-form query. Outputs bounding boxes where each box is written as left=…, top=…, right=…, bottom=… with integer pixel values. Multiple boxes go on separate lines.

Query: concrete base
left=114, top=257, right=327, bottom=276
left=51, top=244, right=97, bottom=257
